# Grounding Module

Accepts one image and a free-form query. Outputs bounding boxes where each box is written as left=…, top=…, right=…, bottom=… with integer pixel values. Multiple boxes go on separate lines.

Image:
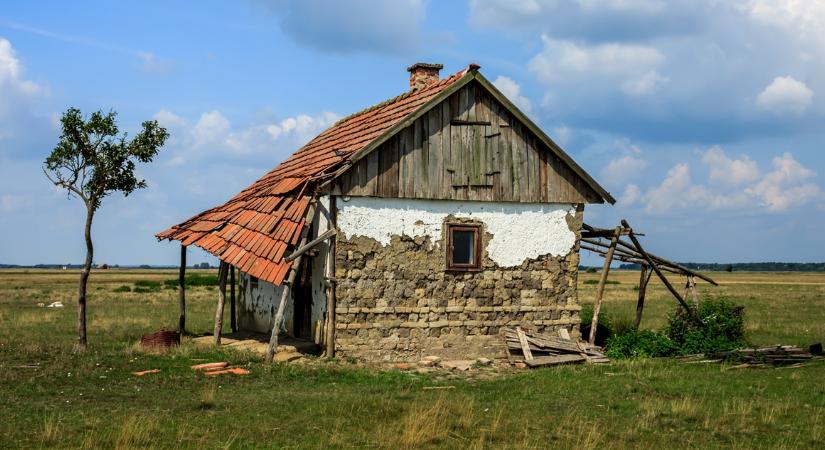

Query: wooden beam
left=634, top=265, right=653, bottom=328
left=266, top=201, right=318, bottom=362
left=516, top=327, right=533, bottom=361
left=589, top=226, right=621, bottom=345
left=284, top=228, right=337, bottom=262
left=621, top=219, right=699, bottom=322
left=178, top=244, right=186, bottom=334
left=213, top=261, right=229, bottom=346
left=614, top=238, right=717, bottom=286
left=230, top=265, right=236, bottom=332
left=324, top=198, right=337, bottom=358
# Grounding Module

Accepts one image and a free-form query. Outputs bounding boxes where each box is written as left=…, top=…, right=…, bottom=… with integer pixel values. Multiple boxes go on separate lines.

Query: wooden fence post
left=178, top=244, right=186, bottom=334
left=634, top=264, right=652, bottom=328
left=213, top=261, right=229, bottom=346
left=266, top=201, right=318, bottom=362
left=589, top=226, right=622, bottom=345
left=230, top=266, right=237, bottom=332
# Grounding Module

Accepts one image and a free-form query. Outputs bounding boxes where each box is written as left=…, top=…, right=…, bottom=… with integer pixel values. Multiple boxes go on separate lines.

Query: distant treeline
left=612, top=262, right=825, bottom=272
left=0, top=263, right=214, bottom=269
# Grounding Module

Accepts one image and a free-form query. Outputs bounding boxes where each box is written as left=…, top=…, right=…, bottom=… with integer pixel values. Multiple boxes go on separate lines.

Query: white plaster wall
left=336, top=197, right=578, bottom=267
left=238, top=272, right=293, bottom=334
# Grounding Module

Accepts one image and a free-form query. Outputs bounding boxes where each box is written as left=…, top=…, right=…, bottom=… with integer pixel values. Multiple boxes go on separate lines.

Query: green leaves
left=43, top=108, right=169, bottom=211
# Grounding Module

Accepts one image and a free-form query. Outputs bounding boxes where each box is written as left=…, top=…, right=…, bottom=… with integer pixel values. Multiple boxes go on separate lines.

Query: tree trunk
left=77, top=206, right=94, bottom=350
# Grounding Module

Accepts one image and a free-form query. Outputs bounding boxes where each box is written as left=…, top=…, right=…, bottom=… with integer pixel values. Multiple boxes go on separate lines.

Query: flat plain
left=1, top=268, right=823, bottom=449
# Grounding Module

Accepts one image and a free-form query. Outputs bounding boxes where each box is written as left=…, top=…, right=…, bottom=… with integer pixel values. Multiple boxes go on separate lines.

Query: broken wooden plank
left=525, top=354, right=586, bottom=367
left=516, top=327, right=533, bottom=361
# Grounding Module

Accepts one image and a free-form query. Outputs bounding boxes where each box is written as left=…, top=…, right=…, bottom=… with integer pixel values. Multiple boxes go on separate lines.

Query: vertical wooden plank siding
left=336, top=81, right=602, bottom=204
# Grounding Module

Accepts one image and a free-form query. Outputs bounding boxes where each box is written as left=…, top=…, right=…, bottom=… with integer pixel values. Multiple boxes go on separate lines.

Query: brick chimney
left=407, top=62, right=443, bottom=91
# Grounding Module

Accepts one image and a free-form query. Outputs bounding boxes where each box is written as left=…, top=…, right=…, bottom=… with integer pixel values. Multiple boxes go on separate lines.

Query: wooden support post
left=178, top=244, right=186, bottom=334
left=634, top=265, right=652, bottom=328
left=684, top=275, right=698, bottom=307
left=589, top=226, right=621, bottom=345
left=230, top=266, right=237, bottom=332
left=266, top=201, right=318, bottom=362
left=324, top=199, right=337, bottom=358
left=213, top=261, right=229, bottom=346
left=621, top=219, right=699, bottom=322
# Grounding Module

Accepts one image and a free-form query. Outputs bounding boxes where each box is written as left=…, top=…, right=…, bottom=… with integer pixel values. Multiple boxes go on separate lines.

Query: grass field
left=1, top=268, right=824, bottom=449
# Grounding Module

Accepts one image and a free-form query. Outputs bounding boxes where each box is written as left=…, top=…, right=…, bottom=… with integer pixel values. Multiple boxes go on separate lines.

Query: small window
left=446, top=224, right=481, bottom=270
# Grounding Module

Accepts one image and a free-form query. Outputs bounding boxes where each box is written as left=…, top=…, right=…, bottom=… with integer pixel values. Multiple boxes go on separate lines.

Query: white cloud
left=600, top=155, right=648, bottom=186
left=493, top=75, right=533, bottom=115
left=528, top=36, right=665, bottom=93
left=700, top=146, right=760, bottom=186
left=634, top=148, right=821, bottom=214
left=747, top=152, right=821, bottom=212
left=756, top=76, right=813, bottom=114
left=0, top=38, right=44, bottom=117
left=619, top=183, right=641, bottom=205
left=621, top=70, right=668, bottom=96
left=154, top=108, right=339, bottom=163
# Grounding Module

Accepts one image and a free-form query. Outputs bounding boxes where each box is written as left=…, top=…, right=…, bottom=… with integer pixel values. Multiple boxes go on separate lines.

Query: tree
left=43, top=108, right=168, bottom=349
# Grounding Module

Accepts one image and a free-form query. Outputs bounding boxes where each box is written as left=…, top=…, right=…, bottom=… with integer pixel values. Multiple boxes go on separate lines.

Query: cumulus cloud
left=600, top=155, right=648, bottom=186
left=153, top=108, right=339, bottom=165
left=756, top=76, right=813, bottom=114
left=0, top=38, right=44, bottom=118
left=254, top=0, right=425, bottom=54
left=621, top=70, right=668, bottom=96
left=747, top=152, right=821, bottom=212
left=700, top=146, right=760, bottom=186
left=627, top=147, right=822, bottom=213
left=529, top=36, right=664, bottom=85
left=492, top=75, right=533, bottom=115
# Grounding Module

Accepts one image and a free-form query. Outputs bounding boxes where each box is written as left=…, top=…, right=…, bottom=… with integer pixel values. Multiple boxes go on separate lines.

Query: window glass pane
left=452, top=230, right=475, bottom=265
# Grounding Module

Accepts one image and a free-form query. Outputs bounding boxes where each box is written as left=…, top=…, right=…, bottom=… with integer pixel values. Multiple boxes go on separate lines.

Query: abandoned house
left=157, top=63, right=615, bottom=361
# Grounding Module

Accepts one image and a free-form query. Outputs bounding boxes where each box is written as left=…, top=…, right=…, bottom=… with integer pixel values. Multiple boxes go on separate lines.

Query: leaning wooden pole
left=230, top=266, right=237, bottom=332
left=621, top=219, right=699, bottom=322
left=178, top=244, right=186, bottom=334
left=213, top=261, right=229, bottom=346
left=266, top=201, right=318, bottom=362
left=634, top=264, right=652, bottom=328
left=589, top=226, right=622, bottom=345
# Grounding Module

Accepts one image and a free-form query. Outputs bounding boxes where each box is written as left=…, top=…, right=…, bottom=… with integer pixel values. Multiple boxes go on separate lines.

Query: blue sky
left=1, top=0, right=823, bottom=266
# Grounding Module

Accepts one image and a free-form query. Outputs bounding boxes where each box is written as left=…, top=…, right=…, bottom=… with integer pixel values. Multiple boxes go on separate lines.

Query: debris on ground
left=140, top=330, right=180, bottom=348
left=681, top=343, right=824, bottom=367
left=132, top=369, right=161, bottom=376
left=203, top=367, right=250, bottom=376
left=504, top=327, right=609, bottom=367
left=46, top=301, right=64, bottom=308
left=191, top=362, right=229, bottom=371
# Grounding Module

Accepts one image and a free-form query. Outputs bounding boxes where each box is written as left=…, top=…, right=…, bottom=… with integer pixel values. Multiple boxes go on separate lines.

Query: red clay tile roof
left=156, top=67, right=471, bottom=285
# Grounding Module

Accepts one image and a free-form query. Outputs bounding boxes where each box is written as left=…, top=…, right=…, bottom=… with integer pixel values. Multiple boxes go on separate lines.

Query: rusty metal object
left=140, top=330, right=180, bottom=348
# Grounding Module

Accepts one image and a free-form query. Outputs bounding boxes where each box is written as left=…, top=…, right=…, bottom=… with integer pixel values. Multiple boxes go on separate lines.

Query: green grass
left=1, top=269, right=824, bottom=449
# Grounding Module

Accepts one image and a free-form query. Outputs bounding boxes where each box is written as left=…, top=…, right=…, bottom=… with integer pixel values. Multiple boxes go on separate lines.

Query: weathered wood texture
left=336, top=81, right=603, bottom=204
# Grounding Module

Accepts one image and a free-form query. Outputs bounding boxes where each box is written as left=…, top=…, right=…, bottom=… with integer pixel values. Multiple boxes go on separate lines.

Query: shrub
left=583, top=279, right=619, bottom=285
left=604, top=329, right=677, bottom=359
left=665, top=298, right=746, bottom=354
left=134, top=280, right=161, bottom=291
left=162, top=274, right=219, bottom=289
left=113, top=285, right=131, bottom=293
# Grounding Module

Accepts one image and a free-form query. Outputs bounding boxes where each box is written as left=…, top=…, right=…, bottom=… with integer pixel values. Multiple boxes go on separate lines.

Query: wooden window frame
left=446, top=223, right=482, bottom=271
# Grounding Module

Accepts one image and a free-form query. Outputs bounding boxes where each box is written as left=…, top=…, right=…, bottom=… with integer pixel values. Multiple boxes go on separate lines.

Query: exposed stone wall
left=334, top=200, right=584, bottom=361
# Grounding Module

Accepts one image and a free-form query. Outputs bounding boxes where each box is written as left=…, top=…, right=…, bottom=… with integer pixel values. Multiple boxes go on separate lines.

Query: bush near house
left=605, top=298, right=747, bottom=358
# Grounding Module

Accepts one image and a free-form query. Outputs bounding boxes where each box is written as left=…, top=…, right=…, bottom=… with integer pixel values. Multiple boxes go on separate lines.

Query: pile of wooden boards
left=505, top=327, right=609, bottom=367
left=708, top=343, right=823, bottom=367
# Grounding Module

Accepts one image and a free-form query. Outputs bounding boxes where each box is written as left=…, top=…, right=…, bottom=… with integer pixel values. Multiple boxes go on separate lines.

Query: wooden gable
left=334, top=78, right=607, bottom=204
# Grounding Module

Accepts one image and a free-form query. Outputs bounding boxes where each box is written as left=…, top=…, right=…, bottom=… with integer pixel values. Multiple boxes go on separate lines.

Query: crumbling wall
left=333, top=197, right=584, bottom=361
